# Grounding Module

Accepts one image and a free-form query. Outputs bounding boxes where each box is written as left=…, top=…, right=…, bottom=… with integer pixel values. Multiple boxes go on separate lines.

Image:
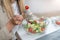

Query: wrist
left=6, top=20, right=15, bottom=32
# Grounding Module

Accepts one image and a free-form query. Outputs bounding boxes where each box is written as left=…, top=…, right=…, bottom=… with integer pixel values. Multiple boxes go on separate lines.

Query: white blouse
left=11, top=1, right=20, bottom=40
left=11, top=1, right=20, bottom=15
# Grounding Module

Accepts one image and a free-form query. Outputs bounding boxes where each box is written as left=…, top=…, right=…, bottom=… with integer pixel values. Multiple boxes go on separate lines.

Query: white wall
left=25, top=0, right=60, bottom=13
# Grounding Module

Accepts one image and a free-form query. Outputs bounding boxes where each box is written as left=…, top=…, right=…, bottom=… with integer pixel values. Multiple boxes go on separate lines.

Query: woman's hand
left=6, top=15, right=23, bottom=32
left=11, top=15, right=23, bottom=25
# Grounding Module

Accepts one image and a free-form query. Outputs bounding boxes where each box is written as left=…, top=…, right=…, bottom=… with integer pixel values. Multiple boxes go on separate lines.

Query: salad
left=24, top=18, right=47, bottom=34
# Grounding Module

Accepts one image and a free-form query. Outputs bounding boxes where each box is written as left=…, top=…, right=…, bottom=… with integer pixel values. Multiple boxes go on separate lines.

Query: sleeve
left=0, top=27, right=14, bottom=40
left=11, top=1, right=20, bottom=15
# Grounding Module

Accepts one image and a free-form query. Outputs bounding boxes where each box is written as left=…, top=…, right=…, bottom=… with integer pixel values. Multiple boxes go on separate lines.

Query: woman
left=0, top=5, right=23, bottom=40
left=0, top=13, right=23, bottom=40
left=0, top=0, right=24, bottom=40
left=0, top=3, right=23, bottom=40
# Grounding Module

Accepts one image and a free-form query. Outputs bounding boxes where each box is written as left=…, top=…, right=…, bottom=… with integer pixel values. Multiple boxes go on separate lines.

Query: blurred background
left=24, top=0, right=60, bottom=17
left=25, top=0, right=60, bottom=13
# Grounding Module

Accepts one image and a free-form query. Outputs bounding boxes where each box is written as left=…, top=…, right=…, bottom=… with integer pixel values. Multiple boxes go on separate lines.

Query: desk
left=16, top=17, right=60, bottom=40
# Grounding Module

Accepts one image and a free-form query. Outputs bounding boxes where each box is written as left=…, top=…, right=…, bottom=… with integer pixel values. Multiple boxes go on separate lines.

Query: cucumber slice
left=31, top=24, right=35, bottom=28
left=28, top=23, right=31, bottom=27
left=35, top=26, right=38, bottom=28
left=29, top=20, right=33, bottom=22
left=36, top=30, right=39, bottom=32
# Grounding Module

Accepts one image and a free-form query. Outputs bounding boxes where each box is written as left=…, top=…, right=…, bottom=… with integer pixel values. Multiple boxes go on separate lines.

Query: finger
left=17, top=18, right=23, bottom=21
left=15, top=21, right=22, bottom=25
left=16, top=16, right=23, bottom=21
left=17, top=22, right=22, bottom=25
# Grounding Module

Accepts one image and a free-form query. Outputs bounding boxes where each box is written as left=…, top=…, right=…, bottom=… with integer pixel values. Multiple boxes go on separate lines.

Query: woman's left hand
left=11, top=15, right=23, bottom=25
left=6, top=15, right=23, bottom=32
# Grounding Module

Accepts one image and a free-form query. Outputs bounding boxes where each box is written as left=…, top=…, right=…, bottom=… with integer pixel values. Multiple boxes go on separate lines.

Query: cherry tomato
left=40, top=18, right=44, bottom=21
left=28, top=27, right=36, bottom=33
left=25, top=5, right=29, bottom=10
left=41, top=28, right=45, bottom=31
left=56, top=21, right=60, bottom=25
left=28, top=27, right=33, bottom=32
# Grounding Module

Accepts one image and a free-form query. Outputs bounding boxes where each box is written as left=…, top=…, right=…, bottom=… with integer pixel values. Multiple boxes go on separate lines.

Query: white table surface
left=17, top=17, right=60, bottom=40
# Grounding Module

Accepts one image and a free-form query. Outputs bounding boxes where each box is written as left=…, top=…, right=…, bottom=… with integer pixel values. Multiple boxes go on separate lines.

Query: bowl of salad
left=23, top=17, right=48, bottom=34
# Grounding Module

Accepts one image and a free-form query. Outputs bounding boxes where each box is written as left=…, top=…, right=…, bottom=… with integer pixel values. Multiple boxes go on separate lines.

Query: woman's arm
left=6, top=20, right=14, bottom=32
left=6, top=15, right=23, bottom=32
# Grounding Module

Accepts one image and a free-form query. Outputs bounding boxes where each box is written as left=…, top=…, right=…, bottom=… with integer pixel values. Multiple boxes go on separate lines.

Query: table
left=16, top=17, right=60, bottom=40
